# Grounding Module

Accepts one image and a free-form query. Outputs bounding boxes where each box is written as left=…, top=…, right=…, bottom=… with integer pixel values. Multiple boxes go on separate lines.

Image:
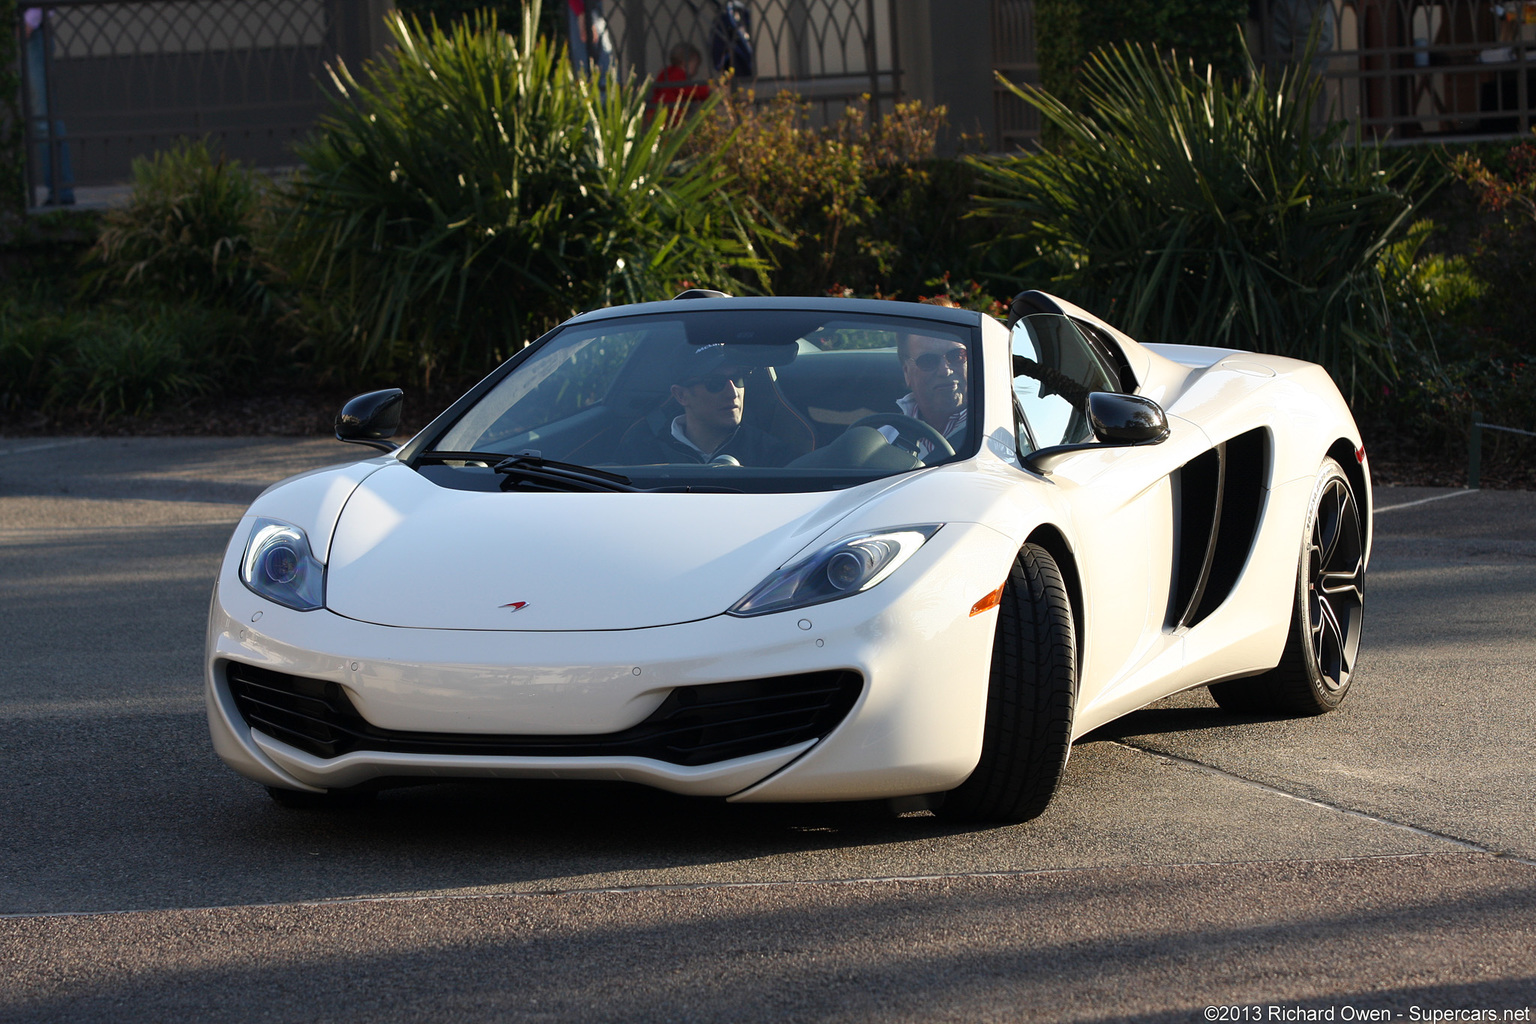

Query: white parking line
left=0, top=437, right=94, bottom=458
left=1374, top=489, right=1478, bottom=514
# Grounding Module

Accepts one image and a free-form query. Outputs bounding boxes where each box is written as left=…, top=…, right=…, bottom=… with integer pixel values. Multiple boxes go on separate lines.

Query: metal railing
left=601, top=0, right=901, bottom=122
left=18, top=0, right=386, bottom=206
left=1467, top=413, right=1536, bottom=488
left=1250, top=0, right=1535, bottom=142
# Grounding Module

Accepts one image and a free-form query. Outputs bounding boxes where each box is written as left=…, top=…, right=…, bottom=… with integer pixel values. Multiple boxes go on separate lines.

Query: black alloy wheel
left=1305, top=469, right=1365, bottom=696
left=1211, top=457, right=1365, bottom=715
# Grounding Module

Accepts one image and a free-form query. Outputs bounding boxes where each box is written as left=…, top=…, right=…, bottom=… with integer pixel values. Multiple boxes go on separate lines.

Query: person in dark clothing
left=566, top=0, right=613, bottom=75
left=617, top=344, right=796, bottom=466
left=24, top=7, right=74, bottom=206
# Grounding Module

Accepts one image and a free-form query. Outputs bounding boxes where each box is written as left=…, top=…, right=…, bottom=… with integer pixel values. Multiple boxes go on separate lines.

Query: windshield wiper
left=495, top=452, right=638, bottom=493
left=414, top=449, right=509, bottom=466
left=415, top=449, right=637, bottom=493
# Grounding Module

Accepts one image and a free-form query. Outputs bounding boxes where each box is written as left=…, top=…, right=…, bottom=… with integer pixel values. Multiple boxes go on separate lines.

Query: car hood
left=322, top=463, right=886, bottom=631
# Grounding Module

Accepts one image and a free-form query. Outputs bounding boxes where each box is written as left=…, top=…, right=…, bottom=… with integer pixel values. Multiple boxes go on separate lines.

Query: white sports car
left=206, top=291, right=1369, bottom=821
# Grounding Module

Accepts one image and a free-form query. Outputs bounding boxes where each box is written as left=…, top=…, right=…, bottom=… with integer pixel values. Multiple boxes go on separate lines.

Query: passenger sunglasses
left=910, top=348, right=967, bottom=372
left=687, top=373, right=750, bottom=392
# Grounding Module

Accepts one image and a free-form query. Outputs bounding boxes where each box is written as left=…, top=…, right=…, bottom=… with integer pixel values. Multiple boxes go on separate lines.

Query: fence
left=29, top=0, right=1526, bottom=210
left=17, top=0, right=901, bottom=207
left=594, top=0, right=901, bottom=122
left=19, top=0, right=389, bottom=205
left=1250, top=0, right=1535, bottom=142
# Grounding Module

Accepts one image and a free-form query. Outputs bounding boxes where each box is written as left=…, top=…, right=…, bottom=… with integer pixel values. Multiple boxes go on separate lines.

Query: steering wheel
left=849, top=413, right=956, bottom=460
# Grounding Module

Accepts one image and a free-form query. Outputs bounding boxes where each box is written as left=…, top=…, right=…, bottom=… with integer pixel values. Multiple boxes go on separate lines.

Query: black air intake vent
left=1170, top=428, right=1270, bottom=630
left=225, top=662, right=862, bottom=767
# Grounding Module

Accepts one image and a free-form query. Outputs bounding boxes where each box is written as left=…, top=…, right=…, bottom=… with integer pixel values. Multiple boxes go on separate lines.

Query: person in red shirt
left=651, top=41, right=709, bottom=118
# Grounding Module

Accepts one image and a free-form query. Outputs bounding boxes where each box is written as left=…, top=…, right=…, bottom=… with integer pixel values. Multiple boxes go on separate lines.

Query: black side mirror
left=1087, top=392, right=1169, bottom=445
left=1023, top=392, right=1169, bottom=473
left=335, top=389, right=404, bottom=452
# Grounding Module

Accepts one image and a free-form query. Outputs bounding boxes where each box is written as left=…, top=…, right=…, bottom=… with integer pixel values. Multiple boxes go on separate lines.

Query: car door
left=1009, top=313, right=1211, bottom=712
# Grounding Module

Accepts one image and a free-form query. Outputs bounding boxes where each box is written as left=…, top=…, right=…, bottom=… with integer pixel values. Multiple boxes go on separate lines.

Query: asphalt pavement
left=1, top=437, right=1532, bottom=1022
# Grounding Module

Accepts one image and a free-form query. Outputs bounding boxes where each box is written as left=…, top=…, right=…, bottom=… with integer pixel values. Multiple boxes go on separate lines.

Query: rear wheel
left=938, top=543, right=1077, bottom=822
left=1210, top=457, right=1365, bottom=715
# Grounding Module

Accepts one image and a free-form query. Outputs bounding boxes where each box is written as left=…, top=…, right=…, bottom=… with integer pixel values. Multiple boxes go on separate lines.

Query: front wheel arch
left=1328, top=437, right=1371, bottom=558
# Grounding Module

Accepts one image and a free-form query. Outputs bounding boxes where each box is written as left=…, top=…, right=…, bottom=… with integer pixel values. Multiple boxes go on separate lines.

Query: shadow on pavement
left=4, top=859, right=1532, bottom=1023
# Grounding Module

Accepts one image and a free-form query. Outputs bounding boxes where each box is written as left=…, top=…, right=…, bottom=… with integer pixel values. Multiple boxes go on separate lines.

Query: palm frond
left=969, top=37, right=1433, bottom=396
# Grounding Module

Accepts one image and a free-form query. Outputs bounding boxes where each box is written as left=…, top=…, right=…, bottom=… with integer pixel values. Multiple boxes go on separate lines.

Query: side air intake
left=1170, top=428, right=1269, bottom=630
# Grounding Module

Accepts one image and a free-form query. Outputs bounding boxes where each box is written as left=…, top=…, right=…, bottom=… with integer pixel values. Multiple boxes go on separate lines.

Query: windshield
left=423, top=309, right=980, bottom=493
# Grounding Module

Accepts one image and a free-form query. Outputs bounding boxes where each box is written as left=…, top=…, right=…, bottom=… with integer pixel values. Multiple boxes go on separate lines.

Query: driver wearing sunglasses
left=879, top=328, right=970, bottom=459
left=617, top=344, right=796, bottom=466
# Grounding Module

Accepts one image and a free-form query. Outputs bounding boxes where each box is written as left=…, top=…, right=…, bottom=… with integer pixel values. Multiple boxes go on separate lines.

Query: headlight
left=729, top=526, right=941, bottom=617
left=240, top=518, right=325, bottom=611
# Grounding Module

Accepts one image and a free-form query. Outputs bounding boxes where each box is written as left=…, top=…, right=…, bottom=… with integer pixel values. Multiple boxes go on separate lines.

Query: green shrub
left=0, top=294, right=59, bottom=411
left=283, top=4, right=764, bottom=387
left=685, top=90, right=1000, bottom=299
left=394, top=0, right=563, bottom=40
left=1378, top=219, right=1486, bottom=325
left=970, top=41, right=1432, bottom=399
left=0, top=208, right=101, bottom=285
left=44, top=316, right=208, bottom=419
left=1391, top=354, right=1536, bottom=434
left=0, top=297, right=258, bottom=419
left=83, top=138, right=281, bottom=318
left=1440, top=133, right=1536, bottom=358
left=1361, top=134, right=1536, bottom=469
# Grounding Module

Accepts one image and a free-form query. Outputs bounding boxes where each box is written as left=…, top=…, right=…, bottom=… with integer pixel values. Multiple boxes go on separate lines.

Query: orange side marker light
left=970, top=584, right=1006, bottom=617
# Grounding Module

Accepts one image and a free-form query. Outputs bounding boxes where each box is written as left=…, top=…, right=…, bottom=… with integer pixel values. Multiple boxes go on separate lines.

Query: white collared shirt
left=879, top=394, right=967, bottom=459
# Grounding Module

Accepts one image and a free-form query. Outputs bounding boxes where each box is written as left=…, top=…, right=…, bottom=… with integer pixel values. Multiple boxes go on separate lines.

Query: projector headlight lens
left=240, top=518, right=325, bottom=611
left=729, top=526, right=941, bottom=617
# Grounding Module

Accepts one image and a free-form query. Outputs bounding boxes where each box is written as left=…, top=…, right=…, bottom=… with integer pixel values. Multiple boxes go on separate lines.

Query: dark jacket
left=618, top=419, right=796, bottom=467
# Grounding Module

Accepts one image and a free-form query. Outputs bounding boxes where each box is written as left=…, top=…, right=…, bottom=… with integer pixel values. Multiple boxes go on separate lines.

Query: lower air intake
left=224, top=662, right=862, bottom=767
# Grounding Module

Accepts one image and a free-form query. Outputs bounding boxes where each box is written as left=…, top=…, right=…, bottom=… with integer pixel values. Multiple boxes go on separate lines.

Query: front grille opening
left=224, top=662, right=862, bottom=767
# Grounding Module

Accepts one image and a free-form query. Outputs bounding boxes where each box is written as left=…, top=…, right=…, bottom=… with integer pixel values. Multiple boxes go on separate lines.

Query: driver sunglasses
left=688, top=372, right=750, bottom=392
left=910, top=348, right=967, bottom=373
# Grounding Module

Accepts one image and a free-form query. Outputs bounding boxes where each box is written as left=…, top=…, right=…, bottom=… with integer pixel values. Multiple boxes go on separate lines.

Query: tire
left=1210, top=456, right=1365, bottom=716
left=938, top=543, right=1077, bottom=823
left=266, top=785, right=376, bottom=810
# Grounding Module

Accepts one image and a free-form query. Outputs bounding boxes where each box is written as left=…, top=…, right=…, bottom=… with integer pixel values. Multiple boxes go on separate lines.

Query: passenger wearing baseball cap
left=617, top=344, right=797, bottom=466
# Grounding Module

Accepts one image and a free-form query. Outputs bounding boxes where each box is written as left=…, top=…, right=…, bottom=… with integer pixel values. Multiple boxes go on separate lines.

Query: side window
left=1010, top=313, right=1123, bottom=448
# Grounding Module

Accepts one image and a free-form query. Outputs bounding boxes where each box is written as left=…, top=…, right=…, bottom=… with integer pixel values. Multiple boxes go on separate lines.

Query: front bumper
left=206, top=519, right=1016, bottom=801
